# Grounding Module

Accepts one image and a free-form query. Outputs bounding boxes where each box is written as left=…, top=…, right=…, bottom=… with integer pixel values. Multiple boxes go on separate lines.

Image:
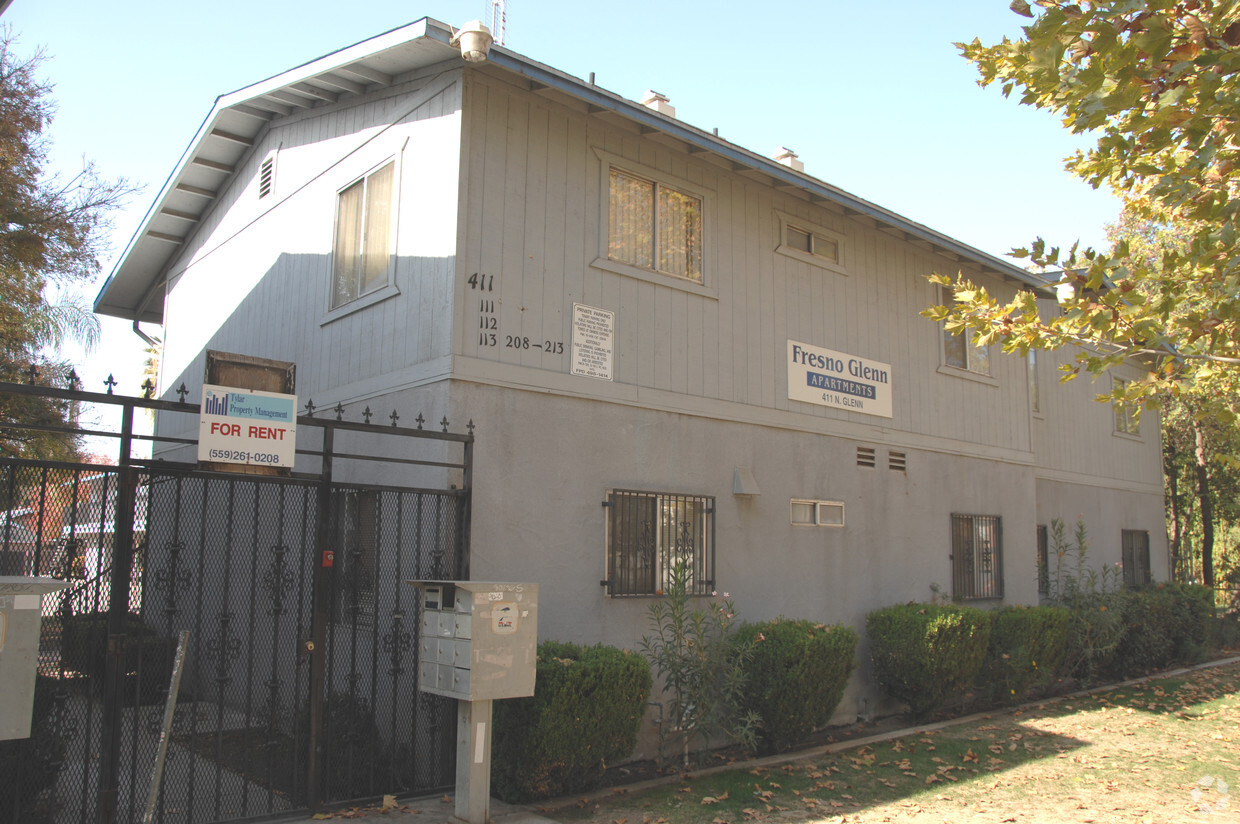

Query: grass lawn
left=546, top=660, right=1240, bottom=824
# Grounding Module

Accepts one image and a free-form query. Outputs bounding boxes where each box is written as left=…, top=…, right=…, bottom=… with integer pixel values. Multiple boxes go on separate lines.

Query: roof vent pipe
left=641, top=90, right=676, bottom=118
left=774, top=147, right=804, bottom=172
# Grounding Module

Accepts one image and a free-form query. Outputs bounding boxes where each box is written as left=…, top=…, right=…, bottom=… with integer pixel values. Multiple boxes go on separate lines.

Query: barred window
left=1036, top=523, right=1049, bottom=598
left=1122, top=529, right=1151, bottom=587
left=951, top=513, right=1003, bottom=600
left=602, top=490, right=714, bottom=596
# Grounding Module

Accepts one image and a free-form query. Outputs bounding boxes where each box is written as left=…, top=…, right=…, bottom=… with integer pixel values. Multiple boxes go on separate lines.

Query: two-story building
left=95, top=17, right=1165, bottom=723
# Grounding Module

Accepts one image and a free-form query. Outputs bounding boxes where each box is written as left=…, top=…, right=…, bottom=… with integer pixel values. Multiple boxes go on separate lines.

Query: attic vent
left=259, top=156, right=275, bottom=199
left=641, top=90, right=676, bottom=118
left=856, top=446, right=876, bottom=469
left=774, top=147, right=804, bottom=172
left=889, top=450, right=907, bottom=472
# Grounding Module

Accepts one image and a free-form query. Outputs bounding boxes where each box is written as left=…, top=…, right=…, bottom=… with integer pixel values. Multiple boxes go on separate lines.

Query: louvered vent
left=259, top=157, right=274, bottom=199
left=889, top=451, right=907, bottom=472
left=856, top=446, right=876, bottom=468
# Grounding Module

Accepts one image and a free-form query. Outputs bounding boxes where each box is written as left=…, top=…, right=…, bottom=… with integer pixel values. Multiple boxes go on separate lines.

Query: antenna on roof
left=487, top=0, right=507, bottom=45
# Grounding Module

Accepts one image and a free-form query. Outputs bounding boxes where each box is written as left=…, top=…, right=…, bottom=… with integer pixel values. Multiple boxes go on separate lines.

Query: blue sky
left=6, top=0, right=1119, bottom=406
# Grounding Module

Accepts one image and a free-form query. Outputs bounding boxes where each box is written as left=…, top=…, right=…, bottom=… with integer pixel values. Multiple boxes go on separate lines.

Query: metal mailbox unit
left=0, top=576, right=68, bottom=740
left=409, top=580, right=538, bottom=824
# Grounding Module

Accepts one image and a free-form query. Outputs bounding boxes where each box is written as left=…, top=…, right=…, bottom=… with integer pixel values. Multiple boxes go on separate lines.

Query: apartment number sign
left=787, top=340, right=893, bottom=418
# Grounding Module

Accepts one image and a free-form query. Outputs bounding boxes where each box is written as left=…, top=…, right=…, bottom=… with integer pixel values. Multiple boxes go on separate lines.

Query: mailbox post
left=409, top=581, right=537, bottom=824
left=0, top=576, right=68, bottom=740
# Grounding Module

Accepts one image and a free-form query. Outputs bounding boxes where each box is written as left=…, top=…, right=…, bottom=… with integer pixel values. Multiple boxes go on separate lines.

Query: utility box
left=0, top=576, right=68, bottom=740
left=410, top=581, right=538, bottom=701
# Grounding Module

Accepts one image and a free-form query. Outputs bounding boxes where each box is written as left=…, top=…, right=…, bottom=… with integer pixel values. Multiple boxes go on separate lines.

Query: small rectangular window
left=331, top=160, right=395, bottom=310
left=951, top=513, right=1003, bottom=600
left=791, top=499, right=845, bottom=527
left=602, top=489, right=714, bottom=596
left=775, top=211, right=846, bottom=274
left=1028, top=350, right=1040, bottom=413
left=608, top=168, right=702, bottom=283
left=1113, top=377, right=1140, bottom=436
left=1121, top=529, right=1151, bottom=587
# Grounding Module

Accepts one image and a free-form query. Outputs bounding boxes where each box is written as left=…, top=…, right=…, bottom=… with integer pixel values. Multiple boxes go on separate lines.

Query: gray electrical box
left=0, top=576, right=68, bottom=740
left=410, top=581, right=538, bottom=701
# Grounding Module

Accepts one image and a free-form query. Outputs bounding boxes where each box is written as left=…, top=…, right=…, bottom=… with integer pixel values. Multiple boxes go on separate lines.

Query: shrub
left=1108, top=583, right=1216, bottom=677
left=0, top=676, right=69, bottom=824
left=867, top=603, right=990, bottom=721
left=1045, top=519, right=1125, bottom=683
left=733, top=619, right=857, bottom=754
left=492, top=641, right=651, bottom=802
left=640, top=563, right=759, bottom=766
left=976, top=606, right=1069, bottom=704
left=60, top=611, right=177, bottom=705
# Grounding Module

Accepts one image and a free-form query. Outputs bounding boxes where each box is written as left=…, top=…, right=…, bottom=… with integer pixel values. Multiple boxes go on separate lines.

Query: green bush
left=867, top=603, right=990, bottom=721
left=733, top=619, right=857, bottom=754
left=1108, top=583, right=1215, bottom=677
left=976, top=606, right=1069, bottom=704
left=0, top=676, right=69, bottom=823
left=492, top=641, right=651, bottom=802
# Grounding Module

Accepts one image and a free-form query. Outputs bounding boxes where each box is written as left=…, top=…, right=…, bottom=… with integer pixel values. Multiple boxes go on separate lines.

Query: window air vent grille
left=889, top=451, right=907, bottom=472
left=259, top=157, right=274, bottom=199
left=856, top=446, right=876, bottom=468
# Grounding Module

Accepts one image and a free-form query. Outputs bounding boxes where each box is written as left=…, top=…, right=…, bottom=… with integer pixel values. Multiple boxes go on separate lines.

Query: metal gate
left=0, top=377, right=473, bottom=823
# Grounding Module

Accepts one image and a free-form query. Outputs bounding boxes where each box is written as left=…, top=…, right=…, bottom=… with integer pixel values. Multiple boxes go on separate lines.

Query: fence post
left=97, top=400, right=138, bottom=824
left=307, top=423, right=334, bottom=810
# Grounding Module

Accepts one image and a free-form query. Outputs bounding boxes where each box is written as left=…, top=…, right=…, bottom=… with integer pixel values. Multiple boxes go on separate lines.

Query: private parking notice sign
left=198, top=384, right=298, bottom=468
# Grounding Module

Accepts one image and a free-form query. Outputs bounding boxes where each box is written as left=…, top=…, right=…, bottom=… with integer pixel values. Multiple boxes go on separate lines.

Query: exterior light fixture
left=451, top=21, right=494, bottom=63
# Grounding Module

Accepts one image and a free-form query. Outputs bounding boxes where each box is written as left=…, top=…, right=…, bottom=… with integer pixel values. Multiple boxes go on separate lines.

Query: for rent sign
left=198, top=384, right=298, bottom=468
left=787, top=340, right=893, bottom=418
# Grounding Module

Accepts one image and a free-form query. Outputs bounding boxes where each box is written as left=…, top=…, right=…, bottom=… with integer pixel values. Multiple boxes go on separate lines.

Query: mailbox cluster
left=414, top=580, right=537, bottom=701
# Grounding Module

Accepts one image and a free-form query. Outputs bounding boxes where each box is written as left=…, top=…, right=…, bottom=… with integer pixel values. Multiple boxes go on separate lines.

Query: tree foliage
left=925, top=1, right=1240, bottom=409
left=0, top=31, right=134, bottom=459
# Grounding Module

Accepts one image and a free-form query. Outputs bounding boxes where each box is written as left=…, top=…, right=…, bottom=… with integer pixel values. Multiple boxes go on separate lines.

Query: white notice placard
left=571, top=303, right=614, bottom=381
left=787, top=340, right=893, bottom=418
left=198, top=384, right=298, bottom=467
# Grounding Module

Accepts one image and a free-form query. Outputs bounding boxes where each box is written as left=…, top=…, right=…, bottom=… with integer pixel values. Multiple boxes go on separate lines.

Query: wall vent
left=259, top=156, right=275, bottom=199
left=889, top=451, right=907, bottom=472
left=856, top=446, right=876, bottom=468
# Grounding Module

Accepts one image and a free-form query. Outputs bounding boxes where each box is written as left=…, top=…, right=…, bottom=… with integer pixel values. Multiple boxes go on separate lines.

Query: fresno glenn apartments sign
left=787, top=340, right=893, bottom=418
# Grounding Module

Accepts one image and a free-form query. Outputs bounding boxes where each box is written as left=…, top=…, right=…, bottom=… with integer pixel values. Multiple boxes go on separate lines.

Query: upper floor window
left=608, top=168, right=702, bottom=283
left=775, top=211, right=846, bottom=275
left=1113, top=377, right=1140, bottom=436
left=1027, top=350, right=1041, bottom=414
left=939, top=288, right=991, bottom=377
left=331, top=160, right=395, bottom=310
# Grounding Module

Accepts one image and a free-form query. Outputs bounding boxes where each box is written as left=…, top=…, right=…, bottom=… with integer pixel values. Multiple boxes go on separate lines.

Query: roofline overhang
left=95, top=17, right=1049, bottom=325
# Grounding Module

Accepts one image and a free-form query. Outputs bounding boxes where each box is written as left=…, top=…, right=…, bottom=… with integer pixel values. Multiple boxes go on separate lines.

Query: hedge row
left=868, top=584, right=1218, bottom=720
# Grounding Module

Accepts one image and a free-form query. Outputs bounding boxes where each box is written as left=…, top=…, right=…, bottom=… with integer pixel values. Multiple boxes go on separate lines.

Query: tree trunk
left=1194, top=422, right=1214, bottom=588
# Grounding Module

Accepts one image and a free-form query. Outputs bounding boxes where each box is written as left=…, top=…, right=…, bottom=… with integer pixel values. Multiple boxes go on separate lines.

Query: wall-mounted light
left=451, top=20, right=494, bottom=63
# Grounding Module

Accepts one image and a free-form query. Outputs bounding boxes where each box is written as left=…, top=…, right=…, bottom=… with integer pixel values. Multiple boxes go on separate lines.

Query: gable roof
left=95, top=16, right=1048, bottom=324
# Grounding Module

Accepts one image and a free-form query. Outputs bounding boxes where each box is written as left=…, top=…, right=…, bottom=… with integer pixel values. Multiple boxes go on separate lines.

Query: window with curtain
left=608, top=168, right=702, bottom=283
left=602, top=489, right=714, bottom=596
left=331, top=161, right=394, bottom=310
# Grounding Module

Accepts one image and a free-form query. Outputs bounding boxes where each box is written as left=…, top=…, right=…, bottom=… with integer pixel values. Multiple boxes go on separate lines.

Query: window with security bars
left=602, top=489, right=714, bottom=596
left=1037, top=524, right=1049, bottom=598
left=951, top=513, right=1003, bottom=600
left=1122, top=529, right=1151, bottom=587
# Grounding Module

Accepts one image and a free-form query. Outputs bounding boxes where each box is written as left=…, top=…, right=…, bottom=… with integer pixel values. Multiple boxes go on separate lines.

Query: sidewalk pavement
left=269, top=795, right=558, bottom=824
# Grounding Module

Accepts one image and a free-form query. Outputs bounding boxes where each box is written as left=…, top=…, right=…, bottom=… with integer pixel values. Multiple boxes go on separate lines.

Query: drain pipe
left=131, top=319, right=159, bottom=348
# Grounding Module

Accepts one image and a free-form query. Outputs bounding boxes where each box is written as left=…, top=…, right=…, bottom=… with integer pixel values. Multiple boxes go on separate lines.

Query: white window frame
left=790, top=499, right=845, bottom=528
left=775, top=211, right=847, bottom=276
left=1113, top=377, right=1140, bottom=437
left=592, top=150, right=716, bottom=299
left=325, top=157, right=401, bottom=320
